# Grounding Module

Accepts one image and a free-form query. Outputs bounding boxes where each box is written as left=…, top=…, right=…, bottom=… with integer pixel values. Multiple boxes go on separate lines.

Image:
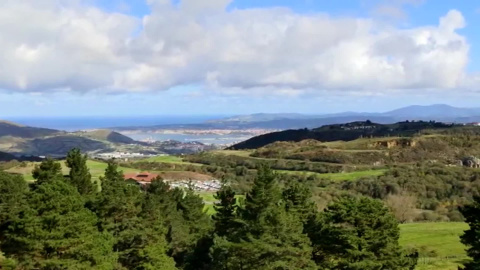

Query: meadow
left=138, top=155, right=201, bottom=165
left=6, top=160, right=138, bottom=182
left=276, top=169, right=387, bottom=181
left=399, top=222, right=469, bottom=270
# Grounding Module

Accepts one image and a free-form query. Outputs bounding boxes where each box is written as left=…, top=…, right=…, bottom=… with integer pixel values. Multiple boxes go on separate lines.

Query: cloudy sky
left=1, top=0, right=480, bottom=117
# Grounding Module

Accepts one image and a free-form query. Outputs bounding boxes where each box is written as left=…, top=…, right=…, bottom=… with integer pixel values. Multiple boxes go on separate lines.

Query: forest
left=3, top=149, right=480, bottom=269
left=0, top=148, right=420, bottom=269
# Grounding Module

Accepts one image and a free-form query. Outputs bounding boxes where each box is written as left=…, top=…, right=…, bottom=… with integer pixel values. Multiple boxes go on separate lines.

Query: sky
left=1, top=0, right=480, bottom=117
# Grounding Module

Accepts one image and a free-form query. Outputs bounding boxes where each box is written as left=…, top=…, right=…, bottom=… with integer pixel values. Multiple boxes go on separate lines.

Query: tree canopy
left=0, top=150, right=420, bottom=269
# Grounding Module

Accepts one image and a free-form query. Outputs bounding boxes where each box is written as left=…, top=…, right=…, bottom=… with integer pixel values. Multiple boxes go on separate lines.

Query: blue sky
left=0, top=0, right=479, bottom=117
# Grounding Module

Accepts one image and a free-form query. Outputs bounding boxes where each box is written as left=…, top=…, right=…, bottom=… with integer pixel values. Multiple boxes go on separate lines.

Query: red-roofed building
left=124, top=172, right=159, bottom=185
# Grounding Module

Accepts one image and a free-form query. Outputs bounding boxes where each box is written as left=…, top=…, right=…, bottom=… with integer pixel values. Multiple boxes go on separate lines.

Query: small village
left=123, top=171, right=222, bottom=192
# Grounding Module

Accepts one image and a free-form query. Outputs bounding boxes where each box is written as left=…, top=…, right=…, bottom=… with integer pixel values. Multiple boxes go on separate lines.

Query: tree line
left=2, top=148, right=480, bottom=269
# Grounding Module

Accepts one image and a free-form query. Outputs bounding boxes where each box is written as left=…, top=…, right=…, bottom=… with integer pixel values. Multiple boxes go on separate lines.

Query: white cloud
left=0, top=0, right=472, bottom=95
left=371, top=0, right=425, bottom=20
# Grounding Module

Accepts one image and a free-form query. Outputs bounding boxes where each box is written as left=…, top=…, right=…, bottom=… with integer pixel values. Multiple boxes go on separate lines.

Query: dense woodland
left=3, top=146, right=480, bottom=269
left=0, top=149, right=423, bottom=269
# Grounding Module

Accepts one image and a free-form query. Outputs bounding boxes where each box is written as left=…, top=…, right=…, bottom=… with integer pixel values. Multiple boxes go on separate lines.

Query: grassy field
left=199, top=192, right=245, bottom=215
left=276, top=169, right=387, bottom=181
left=199, top=192, right=218, bottom=215
left=6, top=160, right=138, bottom=182
left=318, top=169, right=387, bottom=181
left=399, top=222, right=469, bottom=270
left=211, top=150, right=253, bottom=157
left=137, top=155, right=203, bottom=166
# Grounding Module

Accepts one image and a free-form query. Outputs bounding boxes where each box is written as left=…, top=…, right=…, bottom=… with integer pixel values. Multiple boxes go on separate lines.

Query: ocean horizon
left=4, top=115, right=227, bottom=131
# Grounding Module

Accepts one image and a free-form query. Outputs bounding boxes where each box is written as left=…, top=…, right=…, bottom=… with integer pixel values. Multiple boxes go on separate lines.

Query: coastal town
left=123, top=171, right=222, bottom=192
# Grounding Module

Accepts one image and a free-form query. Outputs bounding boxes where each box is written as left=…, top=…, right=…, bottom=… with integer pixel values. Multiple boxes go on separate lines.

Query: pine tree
left=32, top=158, right=63, bottom=184
left=144, top=179, right=214, bottom=269
left=460, top=196, right=480, bottom=270
left=241, top=165, right=282, bottom=232
left=94, top=161, right=146, bottom=268
left=0, top=172, right=28, bottom=230
left=212, top=185, right=241, bottom=238
left=210, top=166, right=316, bottom=269
left=103, top=159, right=124, bottom=183
left=0, top=250, right=17, bottom=270
left=282, top=180, right=316, bottom=223
left=173, top=188, right=212, bottom=266
left=95, top=162, right=177, bottom=269
left=0, top=172, right=29, bottom=263
left=4, top=178, right=116, bottom=269
left=310, top=196, right=417, bottom=270
left=66, top=148, right=95, bottom=195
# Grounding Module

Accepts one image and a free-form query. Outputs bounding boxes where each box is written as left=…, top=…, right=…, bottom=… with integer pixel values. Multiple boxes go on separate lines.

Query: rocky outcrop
left=462, top=156, right=480, bottom=168
left=369, top=139, right=416, bottom=149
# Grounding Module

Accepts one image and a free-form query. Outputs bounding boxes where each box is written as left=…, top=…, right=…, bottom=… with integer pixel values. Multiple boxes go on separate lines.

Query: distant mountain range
left=115, top=104, right=480, bottom=131
left=213, top=104, right=480, bottom=126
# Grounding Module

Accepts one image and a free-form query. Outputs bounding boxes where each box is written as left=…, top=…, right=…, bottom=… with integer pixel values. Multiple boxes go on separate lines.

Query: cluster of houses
left=169, top=179, right=222, bottom=192
left=95, top=152, right=160, bottom=160
left=123, top=172, right=222, bottom=192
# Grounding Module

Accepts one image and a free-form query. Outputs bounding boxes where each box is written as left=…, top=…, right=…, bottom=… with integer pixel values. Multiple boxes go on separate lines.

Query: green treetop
left=32, top=158, right=63, bottom=184
left=4, top=178, right=116, bottom=269
left=310, top=196, right=417, bottom=270
left=66, top=148, right=95, bottom=195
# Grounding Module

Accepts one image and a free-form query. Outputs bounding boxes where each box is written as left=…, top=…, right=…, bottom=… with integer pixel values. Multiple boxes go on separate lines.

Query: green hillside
left=399, top=222, right=469, bottom=270
left=0, top=151, right=16, bottom=161
left=74, top=129, right=136, bottom=144
left=229, top=120, right=467, bottom=150
left=0, top=120, right=142, bottom=157
left=0, top=120, right=60, bottom=138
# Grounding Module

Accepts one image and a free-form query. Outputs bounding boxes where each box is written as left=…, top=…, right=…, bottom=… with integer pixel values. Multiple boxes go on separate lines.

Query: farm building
left=124, top=172, right=159, bottom=185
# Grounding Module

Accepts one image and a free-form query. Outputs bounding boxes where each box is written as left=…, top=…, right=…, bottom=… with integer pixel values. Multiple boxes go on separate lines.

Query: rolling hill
left=0, top=151, right=16, bottom=161
left=0, top=120, right=60, bottom=138
left=229, top=121, right=461, bottom=150
left=0, top=120, right=139, bottom=157
left=74, top=129, right=136, bottom=144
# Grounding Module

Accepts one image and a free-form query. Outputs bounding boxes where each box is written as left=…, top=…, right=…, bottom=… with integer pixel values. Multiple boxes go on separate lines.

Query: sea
left=5, top=116, right=224, bottom=131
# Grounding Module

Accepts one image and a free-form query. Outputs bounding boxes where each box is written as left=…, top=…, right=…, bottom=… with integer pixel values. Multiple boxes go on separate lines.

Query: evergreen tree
left=0, top=172, right=28, bottom=232
left=144, top=180, right=212, bottom=269
left=212, top=185, right=241, bottom=238
left=95, top=161, right=147, bottom=268
left=210, top=166, right=316, bottom=269
left=66, top=148, right=95, bottom=195
left=0, top=250, right=17, bottom=270
left=172, top=188, right=212, bottom=266
left=95, top=162, right=176, bottom=269
left=282, top=180, right=316, bottom=223
left=32, top=158, right=63, bottom=184
left=241, top=165, right=281, bottom=228
left=460, top=196, right=480, bottom=270
left=0, top=172, right=29, bottom=265
left=4, top=178, right=116, bottom=269
left=103, top=159, right=124, bottom=183
left=310, top=196, right=417, bottom=270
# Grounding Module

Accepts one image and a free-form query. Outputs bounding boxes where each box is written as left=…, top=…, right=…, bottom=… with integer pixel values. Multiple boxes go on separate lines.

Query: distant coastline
left=3, top=115, right=227, bottom=131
